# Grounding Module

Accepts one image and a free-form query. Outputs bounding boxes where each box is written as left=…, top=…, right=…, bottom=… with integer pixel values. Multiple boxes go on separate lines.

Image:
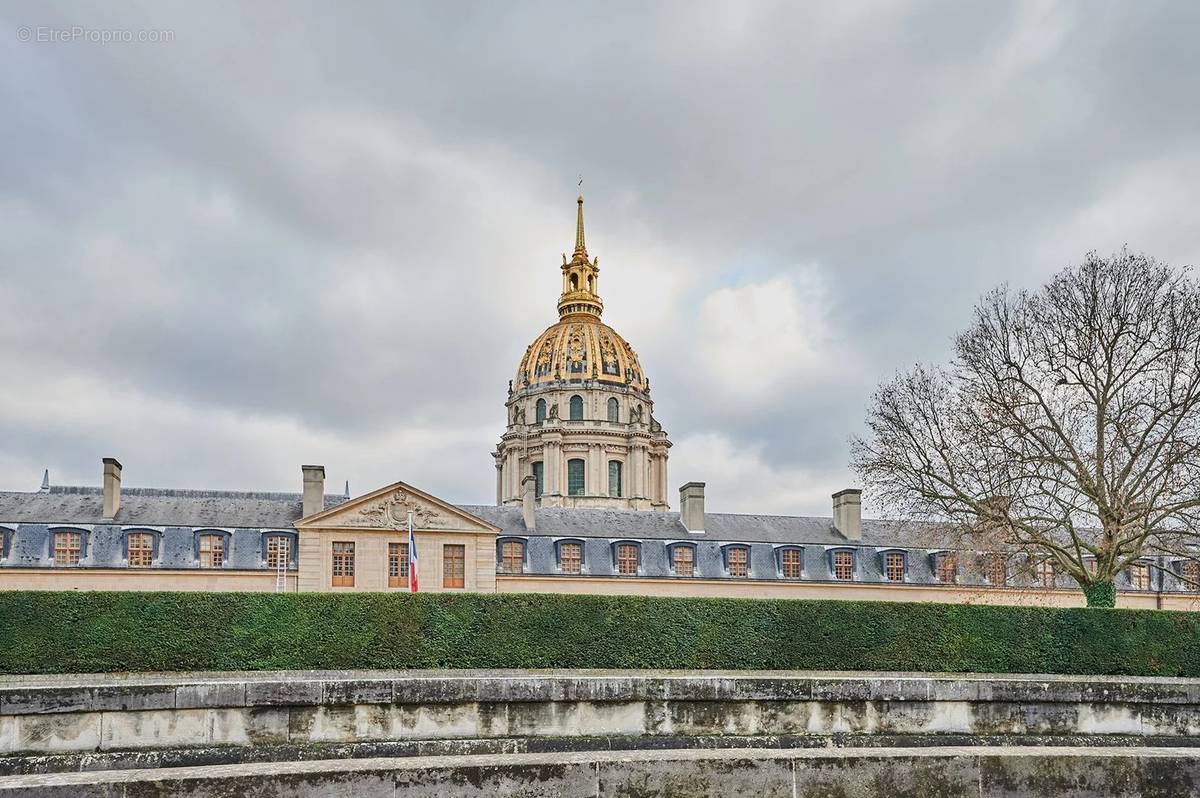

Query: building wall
left=0, top=568, right=292, bottom=592
left=296, top=528, right=496, bottom=593
left=495, top=574, right=1200, bottom=610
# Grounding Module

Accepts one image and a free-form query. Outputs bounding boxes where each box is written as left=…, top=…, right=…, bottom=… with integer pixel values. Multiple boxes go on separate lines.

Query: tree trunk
left=1084, top=581, right=1116, bottom=608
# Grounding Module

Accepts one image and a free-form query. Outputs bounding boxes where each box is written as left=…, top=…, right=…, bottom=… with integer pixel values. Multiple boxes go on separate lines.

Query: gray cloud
left=2, top=1, right=1199, bottom=513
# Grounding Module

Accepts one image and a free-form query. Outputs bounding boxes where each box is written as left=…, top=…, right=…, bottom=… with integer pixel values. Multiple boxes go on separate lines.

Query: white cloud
left=670, top=431, right=853, bottom=516
left=691, top=269, right=833, bottom=406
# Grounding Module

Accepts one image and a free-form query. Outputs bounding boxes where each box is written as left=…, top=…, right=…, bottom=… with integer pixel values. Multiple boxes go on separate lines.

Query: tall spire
left=574, top=194, right=587, bottom=257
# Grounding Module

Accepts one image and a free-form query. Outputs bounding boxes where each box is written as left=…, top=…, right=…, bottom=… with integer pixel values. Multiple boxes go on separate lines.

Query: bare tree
left=851, top=251, right=1200, bottom=606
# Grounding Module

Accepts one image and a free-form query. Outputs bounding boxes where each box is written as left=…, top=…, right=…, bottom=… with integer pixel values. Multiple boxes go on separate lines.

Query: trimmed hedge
left=1, top=590, right=1199, bottom=675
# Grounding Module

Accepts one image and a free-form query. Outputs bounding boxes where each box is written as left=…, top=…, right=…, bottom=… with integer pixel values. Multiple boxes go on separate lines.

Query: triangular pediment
left=296, top=480, right=498, bottom=534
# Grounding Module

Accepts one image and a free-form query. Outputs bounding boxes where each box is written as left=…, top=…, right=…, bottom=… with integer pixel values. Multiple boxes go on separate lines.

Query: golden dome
left=513, top=194, right=648, bottom=393
left=516, top=318, right=647, bottom=391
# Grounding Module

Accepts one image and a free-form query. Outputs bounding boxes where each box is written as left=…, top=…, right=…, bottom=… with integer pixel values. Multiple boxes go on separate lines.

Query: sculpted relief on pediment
left=342, top=489, right=455, bottom=530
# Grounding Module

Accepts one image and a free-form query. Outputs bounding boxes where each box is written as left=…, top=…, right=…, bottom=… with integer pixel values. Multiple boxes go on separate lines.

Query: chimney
left=522, top=475, right=537, bottom=531
left=302, top=465, right=325, bottom=518
left=102, top=458, right=122, bottom=519
left=832, top=489, right=862, bottom=541
left=679, top=482, right=705, bottom=533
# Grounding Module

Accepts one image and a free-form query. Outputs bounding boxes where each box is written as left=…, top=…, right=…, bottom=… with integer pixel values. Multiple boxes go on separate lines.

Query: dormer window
left=829, top=549, right=855, bottom=580
left=557, top=540, right=583, bottom=574
left=934, top=552, right=958, bottom=584
left=198, top=533, right=226, bottom=568
left=52, top=530, right=84, bottom=566
left=670, top=543, right=696, bottom=577
left=498, top=539, right=526, bottom=574
left=724, top=545, right=749, bottom=577
left=1130, top=562, right=1152, bottom=591
left=777, top=547, right=803, bottom=579
left=883, top=551, right=906, bottom=582
left=126, top=532, right=154, bottom=568
left=614, top=542, right=640, bottom=575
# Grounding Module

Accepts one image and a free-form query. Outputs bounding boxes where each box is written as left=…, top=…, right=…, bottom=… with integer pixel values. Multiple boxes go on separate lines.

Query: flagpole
left=407, top=510, right=418, bottom=593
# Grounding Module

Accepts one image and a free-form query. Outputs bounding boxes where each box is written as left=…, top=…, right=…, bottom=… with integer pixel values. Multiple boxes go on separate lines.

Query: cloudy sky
left=2, top=1, right=1198, bottom=516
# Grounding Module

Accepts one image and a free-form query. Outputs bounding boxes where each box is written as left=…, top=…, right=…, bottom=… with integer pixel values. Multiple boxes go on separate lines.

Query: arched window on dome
left=569, top=395, right=584, bottom=420
left=535, top=398, right=546, bottom=423
left=607, top=397, right=619, bottom=423
left=567, top=459, right=586, bottom=496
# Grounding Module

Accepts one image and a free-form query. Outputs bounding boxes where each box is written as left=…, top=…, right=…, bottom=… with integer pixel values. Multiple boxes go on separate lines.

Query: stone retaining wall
left=3, top=670, right=1200, bottom=758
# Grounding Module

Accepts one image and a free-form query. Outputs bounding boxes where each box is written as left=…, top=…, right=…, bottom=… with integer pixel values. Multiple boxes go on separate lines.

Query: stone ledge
left=2, top=746, right=1200, bottom=797
left=4, top=670, right=1200, bottom=715
left=5, top=733, right=1200, bottom=778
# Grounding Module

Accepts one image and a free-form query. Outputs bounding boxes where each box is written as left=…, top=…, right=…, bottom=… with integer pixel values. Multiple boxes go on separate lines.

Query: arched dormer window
left=722, top=544, right=750, bottom=577
left=775, top=546, right=803, bottom=579
left=535, top=398, right=547, bottom=423
left=607, top=397, right=619, bottom=423
left=827, top=548, right=856, bottom=580
left=123, top=529, right=160, bottom=568
left=261, top=531, right=298, bottom=569
left=556, top=539, right=585, bottom=574
left=667, top=542, right=697, bottom=577
left=881, top=549, right=907, bottom=582
left=569, top=395, right=584, bottom=420
left=50, top=528, right=88, bottom=566
left=0, top=527, right=11, bottom=561
left=612, top=541, right=641, bottom=575
left=932, top=551, right=959, bottom=584
left=195, top=530, right=230, bottom=568
left=497, top=537, right=527, bottom=574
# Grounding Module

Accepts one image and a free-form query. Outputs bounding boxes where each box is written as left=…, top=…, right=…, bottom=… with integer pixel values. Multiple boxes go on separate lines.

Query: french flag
left=408, top=511, right=419, bottom=593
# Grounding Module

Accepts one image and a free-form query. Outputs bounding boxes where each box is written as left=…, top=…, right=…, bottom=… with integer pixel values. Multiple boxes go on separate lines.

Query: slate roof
left=457, top=505, right=937, bottom=548
left=0, top=486, right=348, bottom=528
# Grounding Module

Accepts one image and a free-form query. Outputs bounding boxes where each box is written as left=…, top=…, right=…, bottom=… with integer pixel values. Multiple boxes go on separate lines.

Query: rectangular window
left=832, top=550, right=854, bottom=580
left=127, top=532, right=153, bottom=568
left=53, top=531, right=82, bottom=566
left=1131, top=563, right=1151, bottom=591
left=936, top=553, right=958, bottom=584
left=780, top=548, right=802, bottom=579
left=266, top=536, right=291, bottom=570
left=608, top=460, right=622, bottom=498
left=988, top=554, right=1007, bottom=585
left=443, top=544, right=466, bottom=588
left=199, top=534, right=225, bottom=568
left=567, top=459, right=585, bottom=496
left=673, top=545, right=694, bottom=577
left=532, top=462, right=544, bottom=498
left=388, top=542, right=409, bottom=588
left=885, top=551, right=905, bottom=582
left=1036, top=559, right=1056, bottom=588
left=500, top=541, right=524, bottom=574
left=1183, top=560, right=1200, bottom=591
left=559, top=542, right=582, bottom=574
left=617, top=543, right=639, bottom=575
left=727, top=547, right=748, bottom=577
left=332, top=541, right=355, bottom=587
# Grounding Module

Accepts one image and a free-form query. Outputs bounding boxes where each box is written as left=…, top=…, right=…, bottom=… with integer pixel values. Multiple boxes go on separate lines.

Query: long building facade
left=1, top=197, right=1196, bottom=610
